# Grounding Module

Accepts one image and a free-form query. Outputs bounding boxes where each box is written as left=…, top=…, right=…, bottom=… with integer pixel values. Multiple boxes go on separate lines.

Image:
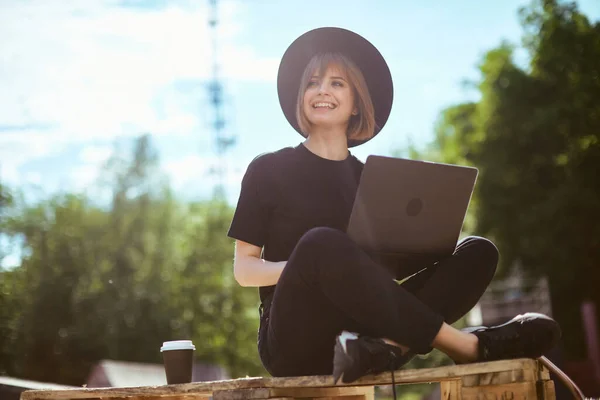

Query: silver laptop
left=347, top=155, right=478, bottom=257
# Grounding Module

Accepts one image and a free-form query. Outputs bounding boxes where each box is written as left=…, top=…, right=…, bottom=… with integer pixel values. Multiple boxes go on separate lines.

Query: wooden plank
left=212, top=387, right=271, bottom=400
left=440, top=380, right=462, bottom=400
left=127, top=397, right=209, bottom=400
left=264, top=359, right=539, bottom=388
left=535, top=360, right=550, bottom=381
left=212, top=386, right=373, bottom=400
left=461, top=381, right=538, bottom=400
left=462, top=362, right=540, bottom=387
left=264, top=397, right=368, bottom=400
left=271, top=386, right=373, bottom=399
left=462, top=369, right=528, bottom=387
left=21, top=359, right=540, bottom=400
left=21, top=377, right=266, bottom=400
left=537, top=380, right=556, bottom=400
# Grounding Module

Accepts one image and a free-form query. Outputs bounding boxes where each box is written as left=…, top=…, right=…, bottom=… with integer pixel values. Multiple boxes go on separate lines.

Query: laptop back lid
left=347, top=155, right=478, bottom=257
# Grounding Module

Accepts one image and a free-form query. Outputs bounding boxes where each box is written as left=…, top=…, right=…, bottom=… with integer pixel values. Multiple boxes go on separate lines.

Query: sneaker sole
left=464, top=312, right=557, bottom=333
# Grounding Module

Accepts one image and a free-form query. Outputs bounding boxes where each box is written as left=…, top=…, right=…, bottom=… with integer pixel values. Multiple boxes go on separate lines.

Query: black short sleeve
left=228, top=155, right=272, bottom=247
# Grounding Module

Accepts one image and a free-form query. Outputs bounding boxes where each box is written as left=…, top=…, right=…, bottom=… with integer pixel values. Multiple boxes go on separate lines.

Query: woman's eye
left=332, top=81, right=344, bottom=87
left=307, top=80, right=318, bottom=87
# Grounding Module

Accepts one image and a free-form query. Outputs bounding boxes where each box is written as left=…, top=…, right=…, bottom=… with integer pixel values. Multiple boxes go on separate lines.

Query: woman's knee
left=460, top=236, right=499, bottom=274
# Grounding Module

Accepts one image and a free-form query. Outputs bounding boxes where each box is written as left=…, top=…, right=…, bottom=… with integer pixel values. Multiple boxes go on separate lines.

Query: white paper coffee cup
left=161, top=340, right=196, bottom=384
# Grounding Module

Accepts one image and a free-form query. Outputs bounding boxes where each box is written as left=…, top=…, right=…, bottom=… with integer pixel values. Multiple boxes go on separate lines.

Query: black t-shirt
left=227, top=143, right=364, bottom=303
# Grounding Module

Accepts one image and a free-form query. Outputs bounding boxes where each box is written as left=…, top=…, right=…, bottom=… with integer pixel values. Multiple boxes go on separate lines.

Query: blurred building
left=0, top=376, right=75, bottom=400
left=467, top=265, right=600, bottom=398
left=86, top=359, right=229, bottom=388
left=0, top=359, right=229, bottom=399
left=467, top=266, right=553, bottom=327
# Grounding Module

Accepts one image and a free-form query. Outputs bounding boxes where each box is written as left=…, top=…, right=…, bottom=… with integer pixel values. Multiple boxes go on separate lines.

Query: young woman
left=227, top=27, right=560, bottom=383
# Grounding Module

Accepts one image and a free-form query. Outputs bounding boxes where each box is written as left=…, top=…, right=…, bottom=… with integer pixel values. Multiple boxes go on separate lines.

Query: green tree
left=0, top=181, right=15, bottom=263
left=0, top=266, right=25, bottom=376
left=0, top=135, right=263, bottom=385
left=429, top=0, right=600, bottom=359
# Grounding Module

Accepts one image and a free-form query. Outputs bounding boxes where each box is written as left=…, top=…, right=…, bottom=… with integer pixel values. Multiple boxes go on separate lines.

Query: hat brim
left=277, top=27, right=393, bottom=148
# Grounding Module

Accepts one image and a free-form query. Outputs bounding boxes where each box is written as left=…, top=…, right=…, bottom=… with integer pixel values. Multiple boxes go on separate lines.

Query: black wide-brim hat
left=277, top=27, right=393, bottom=148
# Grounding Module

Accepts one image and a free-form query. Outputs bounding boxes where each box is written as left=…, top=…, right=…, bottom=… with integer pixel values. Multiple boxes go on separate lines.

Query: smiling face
left=301, top=65, right=356, bottom=130
left=295, top=53, right=375, bottom=142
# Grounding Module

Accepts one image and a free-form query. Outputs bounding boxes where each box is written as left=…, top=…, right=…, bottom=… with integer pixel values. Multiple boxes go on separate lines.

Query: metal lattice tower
left=207, top=0, right=236, bottom=197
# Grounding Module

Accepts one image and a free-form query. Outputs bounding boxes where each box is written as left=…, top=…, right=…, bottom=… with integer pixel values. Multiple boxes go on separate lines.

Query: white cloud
left=1, top=2, right=212, bottom=130
left=69, top=163, right=104, bottom=192
left=163, top=154, right=212, bottom=189
left=222, top=46, right=279, bottom=82
left=163, top=154, right=243, bottom=194
left=0, top=0, right=276, bottom=180
left=24, top=172, right=43, bottom=186
left=69, top=144, right=120, bottom=192
left=0, top=162, right=19, bottom=186
left=79, top=145, right=113, bottom=164
left=0, top=127, right=68, bottom=185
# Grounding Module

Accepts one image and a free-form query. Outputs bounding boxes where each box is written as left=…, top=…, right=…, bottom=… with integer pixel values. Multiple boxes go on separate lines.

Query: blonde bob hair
left=295, top=52, right=376, bottom=142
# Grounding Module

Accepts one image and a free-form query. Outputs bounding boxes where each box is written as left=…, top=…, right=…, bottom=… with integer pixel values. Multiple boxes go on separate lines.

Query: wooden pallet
left=20, top=358, right=555, bottom=400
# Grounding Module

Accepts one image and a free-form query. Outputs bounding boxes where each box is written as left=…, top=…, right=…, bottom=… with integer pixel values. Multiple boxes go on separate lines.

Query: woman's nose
left=318, top=82, right=329, bottom=94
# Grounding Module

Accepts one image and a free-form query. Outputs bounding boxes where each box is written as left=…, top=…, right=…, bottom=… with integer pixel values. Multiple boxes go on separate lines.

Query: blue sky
left=1, top=0, right=599, bottom=209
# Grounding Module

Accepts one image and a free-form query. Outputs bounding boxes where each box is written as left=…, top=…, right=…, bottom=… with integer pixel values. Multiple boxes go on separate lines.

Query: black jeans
left=258, top=227, right=498, bottom=377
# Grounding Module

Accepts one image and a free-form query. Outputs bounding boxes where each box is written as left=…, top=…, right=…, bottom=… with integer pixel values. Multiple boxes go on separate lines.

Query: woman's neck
left=304, top=127, right=349, bottom=161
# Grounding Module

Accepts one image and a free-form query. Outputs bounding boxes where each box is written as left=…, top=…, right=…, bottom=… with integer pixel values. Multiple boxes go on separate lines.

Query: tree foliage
left=429, top=0, right=600, bottom=359
left=0, top=135, right=262, bottom=385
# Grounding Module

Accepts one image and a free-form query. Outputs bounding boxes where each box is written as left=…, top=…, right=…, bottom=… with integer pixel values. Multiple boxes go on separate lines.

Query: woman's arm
left=233, top=240, right=286, bottom=287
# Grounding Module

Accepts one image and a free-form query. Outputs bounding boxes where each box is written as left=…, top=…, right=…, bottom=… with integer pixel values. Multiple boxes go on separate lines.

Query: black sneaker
left=464, top=312, right=561, bottom=362
left=332, top=331, right=413, bottom=384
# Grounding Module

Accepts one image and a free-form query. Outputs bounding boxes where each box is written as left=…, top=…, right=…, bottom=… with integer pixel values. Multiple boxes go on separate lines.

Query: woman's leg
left=265, top=227, right=444, bottom=377
left=333, top=236, right=559, bottom=382
left=371, top=236, right=497, bottom=358
left=401, top=236, right=498, bottom=327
